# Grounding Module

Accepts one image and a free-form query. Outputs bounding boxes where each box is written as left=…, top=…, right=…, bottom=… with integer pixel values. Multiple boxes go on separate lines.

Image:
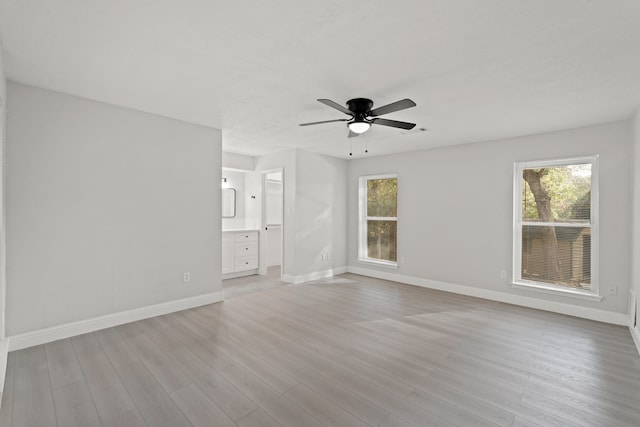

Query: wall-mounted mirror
left=222, top=188, right=236, bottom=218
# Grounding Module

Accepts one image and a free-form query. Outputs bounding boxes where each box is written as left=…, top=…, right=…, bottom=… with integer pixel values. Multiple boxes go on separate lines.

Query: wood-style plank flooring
left=1, top=272, right=639, bottom=426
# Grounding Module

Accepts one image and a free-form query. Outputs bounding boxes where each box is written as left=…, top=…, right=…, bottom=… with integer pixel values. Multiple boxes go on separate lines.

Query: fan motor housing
left=347, top=98, right=373, bottom=116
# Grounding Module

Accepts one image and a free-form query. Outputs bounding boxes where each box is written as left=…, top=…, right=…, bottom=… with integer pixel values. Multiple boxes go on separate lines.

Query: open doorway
left=261, top=169, right=283, bottom=280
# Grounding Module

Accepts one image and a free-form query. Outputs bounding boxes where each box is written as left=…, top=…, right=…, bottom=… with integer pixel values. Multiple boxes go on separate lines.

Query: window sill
left=511, top=281, right=603, bottom=302
left=358, top=258, right=398, bottom=269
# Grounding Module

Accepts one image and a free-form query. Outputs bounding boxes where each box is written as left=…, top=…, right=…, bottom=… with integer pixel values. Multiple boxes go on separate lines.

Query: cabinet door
left=222, top=243, right=234, bottom=274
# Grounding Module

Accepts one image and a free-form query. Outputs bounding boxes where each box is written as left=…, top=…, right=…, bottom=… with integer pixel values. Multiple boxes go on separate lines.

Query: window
left=513, top=156, right=599, bottom=297
left=359, top=174, right=398, bottom=267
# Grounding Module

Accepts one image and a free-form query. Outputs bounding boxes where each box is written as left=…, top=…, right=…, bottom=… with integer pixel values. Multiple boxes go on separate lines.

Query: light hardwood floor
left=1, top=273, right=639, bottom=426
left=222, top=266, right=286, bottom=299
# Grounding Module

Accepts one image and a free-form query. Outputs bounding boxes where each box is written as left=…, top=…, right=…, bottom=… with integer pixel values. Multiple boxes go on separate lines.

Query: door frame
left=259, top=168, right=284, bottom=278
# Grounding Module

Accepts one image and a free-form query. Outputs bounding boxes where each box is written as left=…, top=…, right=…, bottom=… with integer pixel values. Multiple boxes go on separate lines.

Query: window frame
left=512, top=155, right=601, bottom=300
left=358, top=173, right=398, bottom=268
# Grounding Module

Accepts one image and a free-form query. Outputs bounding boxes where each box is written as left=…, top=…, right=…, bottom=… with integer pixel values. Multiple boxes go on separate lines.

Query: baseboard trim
left=631, top=325, right=640, bottom=355
left=630, top=290, right=640, bottom=355
left=281, top=274, right=296, bottom=284
left=347, top=266, right=629, bottom=326
left=0, top=338, right=8, bottom=408
left=8, top=291, right=224, bottom=352
left=222, top=269, right=259, bottom=280
left=333, top=266, right=348, bottom=275
left=282, top=267, right=348, bottom=285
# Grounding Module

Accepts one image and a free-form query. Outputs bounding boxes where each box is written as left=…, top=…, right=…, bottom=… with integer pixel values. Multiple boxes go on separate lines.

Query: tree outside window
left=514, top=157, right=597, bottom=293
left=359, top=175, right=398, bottom=265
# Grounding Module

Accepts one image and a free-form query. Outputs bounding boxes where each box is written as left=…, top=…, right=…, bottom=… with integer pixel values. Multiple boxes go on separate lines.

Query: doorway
left=260, top=169, right=283, bottom=279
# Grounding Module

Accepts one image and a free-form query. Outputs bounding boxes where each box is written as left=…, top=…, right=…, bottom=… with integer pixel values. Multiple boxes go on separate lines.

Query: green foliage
left=367, top=178, right=398, bottom=217
left=366, top=178, right=398, bottom=261
left=522, top=165, right=591, bottom=222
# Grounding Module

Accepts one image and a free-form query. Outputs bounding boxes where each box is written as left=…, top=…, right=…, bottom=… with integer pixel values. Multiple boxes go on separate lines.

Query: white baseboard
left=630, top=290, right=640, bottom=355
left=282, top=266, right=348, bottom=285
left=0, top=338, right=7, bottom=408
left=347, top=266, right=629, bottom=326
left=631, top=325, right=640, bottom=356
left=222, top=269, right=259, bottom=280
left=332, top=266, right=348, bottom=275
left=8, top=291, right=224, bottom=352
left=281, top=274, right=296, bottom=284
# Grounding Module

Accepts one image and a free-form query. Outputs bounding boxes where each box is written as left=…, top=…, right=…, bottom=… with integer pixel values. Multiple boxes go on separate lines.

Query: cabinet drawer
left=235, top=256, right=258, bottom=271
left=222, top=233, right=235, bottom=244
left=235, top=242, right=258, bottom=257
left=235, top=231, right=258, bottom=243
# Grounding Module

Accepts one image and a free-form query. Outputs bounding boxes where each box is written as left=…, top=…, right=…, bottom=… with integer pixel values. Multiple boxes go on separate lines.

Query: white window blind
left=513, top=156, right=598, bottom=295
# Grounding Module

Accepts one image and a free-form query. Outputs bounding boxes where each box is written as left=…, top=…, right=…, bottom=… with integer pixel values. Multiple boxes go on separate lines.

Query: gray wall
left=633, top=108, right=640, bottom=311
left=245, top=149, right=348, bottom=280
left=6, top=83, right=222, bottom=335
left=348, top=121, right=632, bottom=315
left=295, top=150, right=347, bottom=276
left=0, top=48, right=6, bottom=339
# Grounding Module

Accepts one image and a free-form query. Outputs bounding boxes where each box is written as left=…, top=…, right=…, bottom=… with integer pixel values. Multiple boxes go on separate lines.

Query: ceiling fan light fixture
left=300, top=97, right=416, bottom=140
left=348, top=119, right=371, bottom=134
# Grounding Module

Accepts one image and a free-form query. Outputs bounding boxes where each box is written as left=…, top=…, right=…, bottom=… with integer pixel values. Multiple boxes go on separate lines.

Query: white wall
left=221, top=151, right=256, bottom=230
left=246, top=149, right=348, bottom=281
left=6, top=83, right=222, bottom=336
left=222, top=151, right=255, bottom=171
left=0, top=47, right=6, bottom=339
left=221, top=169, right=247, bottom=230
left=632, top=107, right=640, bottom=327
left=294, top=150, right=347, bottom=277
left=348, top=121, right=632, bottom=316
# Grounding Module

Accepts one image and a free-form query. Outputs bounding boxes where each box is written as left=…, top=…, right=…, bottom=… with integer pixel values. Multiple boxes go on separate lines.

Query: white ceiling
left=1, top=1, right=640, bottom=159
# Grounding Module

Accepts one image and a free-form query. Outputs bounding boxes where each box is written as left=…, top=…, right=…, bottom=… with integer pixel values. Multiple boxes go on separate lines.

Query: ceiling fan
left=299, top=98, right=417, bottom=137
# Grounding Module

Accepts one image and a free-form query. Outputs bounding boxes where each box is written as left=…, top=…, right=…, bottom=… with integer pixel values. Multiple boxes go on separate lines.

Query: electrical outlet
left=400, top=257, right=406, bottom=264
left=183, top=272, right=190, bottom=282
left=608, top=285, right=617, bottom=295
left=500, top=270, right=507, bottom=279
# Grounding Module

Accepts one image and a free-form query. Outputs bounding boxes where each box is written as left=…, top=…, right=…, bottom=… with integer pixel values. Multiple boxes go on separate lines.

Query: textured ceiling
left=1, top=1, right=640, bottom=159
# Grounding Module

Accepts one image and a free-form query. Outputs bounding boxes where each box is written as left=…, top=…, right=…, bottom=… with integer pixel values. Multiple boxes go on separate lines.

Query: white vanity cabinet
left=222, top=232, right=235, bottom=274
left=222, top=230, right=259, bottom=277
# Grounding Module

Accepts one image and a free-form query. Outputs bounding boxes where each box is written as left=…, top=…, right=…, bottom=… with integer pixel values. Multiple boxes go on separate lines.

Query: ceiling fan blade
left=317, top=99, right=352, bottom=115
left=371, top=118, right=416, bottom=130
left=369, top=98, right=416, bottom=117
left=348, top=130, right=359, bottom=138
left=299, top=119, right=348, bottom=127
